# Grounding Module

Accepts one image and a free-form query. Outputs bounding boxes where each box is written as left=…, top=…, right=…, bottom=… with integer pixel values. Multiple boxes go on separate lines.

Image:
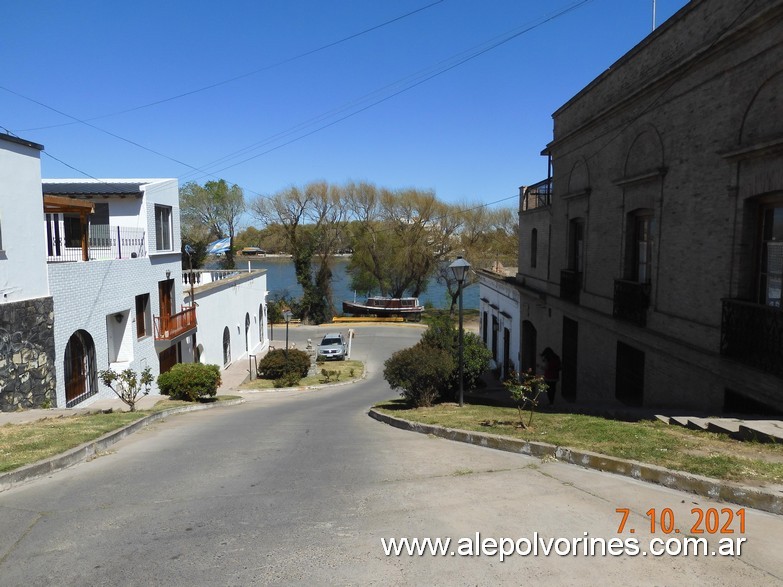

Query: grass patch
left=0, top=396, right=243, bottom=473
left=0, top=411, right=146, bottom=473
left=374, top=400, right=783, bottom=485
left=241, top=360, right=364, bottom=390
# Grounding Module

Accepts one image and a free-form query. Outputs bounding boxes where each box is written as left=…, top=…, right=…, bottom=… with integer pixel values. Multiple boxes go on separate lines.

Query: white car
left=317, top=333, right=347, bottom=361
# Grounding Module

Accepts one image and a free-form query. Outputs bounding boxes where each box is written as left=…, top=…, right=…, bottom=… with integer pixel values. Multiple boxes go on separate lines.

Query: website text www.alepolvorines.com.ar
left=381, top=532, right=746, bottom=562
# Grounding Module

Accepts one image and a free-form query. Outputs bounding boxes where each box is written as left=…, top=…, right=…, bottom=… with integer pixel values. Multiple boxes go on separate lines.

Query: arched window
left=530, top=229, right=538, bottom=268
left=222, top=326, right=231, bottom=367
left=64, top=330, right=97, bottom=407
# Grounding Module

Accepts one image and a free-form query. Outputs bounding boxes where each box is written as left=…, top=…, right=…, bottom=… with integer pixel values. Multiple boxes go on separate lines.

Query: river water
left=236, top=256, right=479, bottom=311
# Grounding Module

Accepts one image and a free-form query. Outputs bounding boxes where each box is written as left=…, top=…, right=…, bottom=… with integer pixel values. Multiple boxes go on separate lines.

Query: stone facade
left=515, top=0, right=783, bottom=412
left=0, top=297, right=56, bottom=410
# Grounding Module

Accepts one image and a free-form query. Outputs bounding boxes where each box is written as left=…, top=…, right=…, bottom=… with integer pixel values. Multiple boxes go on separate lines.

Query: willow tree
left=249, top=182, right=346, bottom=324
left=180, top=179, right=245, bottom=269
left=432, top=204, right=520, bottom=313
left=345, top=184, right=454, bottom=299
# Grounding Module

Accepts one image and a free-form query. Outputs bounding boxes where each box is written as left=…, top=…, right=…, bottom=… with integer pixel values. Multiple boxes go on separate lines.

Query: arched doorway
left=258, top=303, right=264, bottom=342
left=222, top=326, right=231, bottom=367
left=245, top=313, right=251, bottom=352
left=64, top=330, right=97, bottom=407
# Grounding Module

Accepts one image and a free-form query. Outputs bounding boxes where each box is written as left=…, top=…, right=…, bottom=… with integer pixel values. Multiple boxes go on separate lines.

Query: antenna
left=652, top=0, right=657, bottom=31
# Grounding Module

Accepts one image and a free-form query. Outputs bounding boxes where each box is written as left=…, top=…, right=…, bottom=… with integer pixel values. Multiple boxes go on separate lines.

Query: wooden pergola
left=43, top=195, right=94, bottom=262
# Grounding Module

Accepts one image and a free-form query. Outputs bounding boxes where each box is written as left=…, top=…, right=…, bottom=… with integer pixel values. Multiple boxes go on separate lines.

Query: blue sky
left=3, top=0, right=688, bottom=215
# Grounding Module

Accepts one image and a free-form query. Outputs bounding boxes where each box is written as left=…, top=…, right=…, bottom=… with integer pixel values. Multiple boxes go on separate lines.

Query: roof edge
left=0, top=132, right=44, bottom=152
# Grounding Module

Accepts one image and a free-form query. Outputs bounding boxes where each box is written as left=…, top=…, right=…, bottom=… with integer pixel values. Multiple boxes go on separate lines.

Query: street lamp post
left=283, top=310, right=293, bottom=359
left=449, top=256, right=471, bottom=407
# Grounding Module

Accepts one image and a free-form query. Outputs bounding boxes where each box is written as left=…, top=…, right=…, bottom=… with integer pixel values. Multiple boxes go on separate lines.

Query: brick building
left=513, top=0, right=783, bottom=412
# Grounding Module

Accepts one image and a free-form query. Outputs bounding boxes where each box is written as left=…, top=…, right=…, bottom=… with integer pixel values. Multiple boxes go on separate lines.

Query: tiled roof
left=42, top=181, right=146, bottom=196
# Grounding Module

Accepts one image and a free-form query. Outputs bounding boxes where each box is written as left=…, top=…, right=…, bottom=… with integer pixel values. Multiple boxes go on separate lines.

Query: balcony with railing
left=613, top=279, right=651, bottom=327
left=560, top=270, right=582, bottom=304
left=46, top=224, right=146, bottom=263
left=521, top=178, right=552, bottom=212
left=182, top=269, right=244, bottom=287
left=721, top=299, right=783, bottom=378
left=154, top=306, right=197, bottom=341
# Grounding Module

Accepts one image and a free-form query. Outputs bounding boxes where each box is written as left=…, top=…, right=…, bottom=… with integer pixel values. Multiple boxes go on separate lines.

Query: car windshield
left=321, top=337, right=342, bottom=346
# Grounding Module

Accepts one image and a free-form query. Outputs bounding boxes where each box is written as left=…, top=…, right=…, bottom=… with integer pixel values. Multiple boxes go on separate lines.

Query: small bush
left=443, top=331, right=492, bottom=401
left=383, top=343, right=454, bottom=407
left=273, top=371, right=301, bottom=388
left=257, top=348, right=311, bottom=379
left=157, top=363, right=221, bottom=402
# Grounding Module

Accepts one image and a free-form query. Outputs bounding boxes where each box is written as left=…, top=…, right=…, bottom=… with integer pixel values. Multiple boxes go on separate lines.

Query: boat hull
left=342, top=297, right=423, bottom=319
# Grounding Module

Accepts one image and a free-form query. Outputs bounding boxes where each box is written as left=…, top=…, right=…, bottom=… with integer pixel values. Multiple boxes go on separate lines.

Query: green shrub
left=443, top=331, right=492, bottom=400
left=273, top=371, right=301, bottom=388
left=157, top=363, right=221, bottom=402
left=417, top=314, right=492, bottom=401
left=257, top=348, right=311, bottom=379
left=383, top=343, right=454, bottom=407
left=420, top=312, right=457, bottom=352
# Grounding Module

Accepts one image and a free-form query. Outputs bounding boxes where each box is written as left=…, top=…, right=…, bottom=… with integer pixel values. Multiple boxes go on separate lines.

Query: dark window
left=530, top=229, right=538, bottom=268
left=569, top=219, right=585, bottom=272
left=63, top=214, right=82, bottom=247
left=758, top=203, right=783, bottom=308
left=632, top=212, right=654, bottom=283
left=223, top=326, right=231, bottom=367
left=135, top=294, right=150, bottom=338
left=155, top=205, right=172, bottom=251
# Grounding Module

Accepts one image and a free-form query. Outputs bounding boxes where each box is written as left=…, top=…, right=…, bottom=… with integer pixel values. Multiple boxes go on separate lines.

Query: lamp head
left=449, top=256, right=471, bottom=284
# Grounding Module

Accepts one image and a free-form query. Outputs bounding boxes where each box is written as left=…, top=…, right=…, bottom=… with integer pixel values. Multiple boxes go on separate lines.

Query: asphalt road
left=0, top=325, right=781, bottom=586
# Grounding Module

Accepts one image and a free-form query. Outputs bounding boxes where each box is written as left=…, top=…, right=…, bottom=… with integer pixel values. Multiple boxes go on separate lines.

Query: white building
left=43, top=179, right=194, bottom=407
left=183, top=267, right=269, bottom=374
left=477, top=265, right=521, bottom=380
left=0, top=133, right=56, bottom=410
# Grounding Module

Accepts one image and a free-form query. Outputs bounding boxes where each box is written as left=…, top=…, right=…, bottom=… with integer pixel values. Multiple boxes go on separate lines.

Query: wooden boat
left=342, top=296, right=424, bottom=319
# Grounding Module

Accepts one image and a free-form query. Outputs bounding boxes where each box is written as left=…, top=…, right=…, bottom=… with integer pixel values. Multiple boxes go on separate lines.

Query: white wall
left=0, top=136, right=49, bottom=303
left=189, top=271, right=268, bottom=370
left=142, top=179, right=181, bottom=256
left=48, top=255, right=184, bottom=406
left=45, top=178, right=188, bottom=407
left=478, top=272, right=521, bottom=377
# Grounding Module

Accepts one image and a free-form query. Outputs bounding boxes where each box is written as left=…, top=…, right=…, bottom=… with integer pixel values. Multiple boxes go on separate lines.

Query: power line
left=4, top=0, right=591, bottom=210
left=16, top=0, right=446, bottom=133
left=179, top=0, right=594, bottom=182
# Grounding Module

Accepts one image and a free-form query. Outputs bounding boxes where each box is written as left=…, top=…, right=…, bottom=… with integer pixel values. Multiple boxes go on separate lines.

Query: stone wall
left=0, top=297, right=56, bottom=411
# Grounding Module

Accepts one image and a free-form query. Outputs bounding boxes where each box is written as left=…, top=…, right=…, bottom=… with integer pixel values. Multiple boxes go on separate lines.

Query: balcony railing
left=560, top=270, right=582, bottom=304
left=613, top=279, right=651, bottom=327
left=47, top=224, right=146, bottom=263
left=154, top=306, right=197, bottom=341
left=521, top=178, right=552, bottom=211
left=182, top=269, right=244, bottom=286
left=721, top=299, right=783, bottom=378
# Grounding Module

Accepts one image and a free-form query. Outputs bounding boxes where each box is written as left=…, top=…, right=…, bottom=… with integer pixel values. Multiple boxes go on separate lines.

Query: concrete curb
left=368, top=409, right=783, bottom=515
left=0, top=399, right=245, bottom=493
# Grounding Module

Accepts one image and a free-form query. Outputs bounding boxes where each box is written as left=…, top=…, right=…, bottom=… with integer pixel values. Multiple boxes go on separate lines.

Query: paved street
left=0, top=326, right=782, bottom=585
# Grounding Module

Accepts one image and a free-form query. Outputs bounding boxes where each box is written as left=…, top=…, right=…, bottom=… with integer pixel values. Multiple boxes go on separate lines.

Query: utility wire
left=3, top=0, right=590, bottom=209
left=17, top=0, right=446, bottom=132
left=179, top=0, right=594, bottom=181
